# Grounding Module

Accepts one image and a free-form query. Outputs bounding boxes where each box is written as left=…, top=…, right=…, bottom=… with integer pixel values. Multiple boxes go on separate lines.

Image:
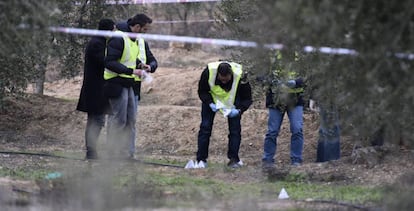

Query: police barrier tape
left=49, top=26, right=414, bottom=59
left=105, top=0, right=219, bottom=4
left=153, top=19, right=216, bottom=23
left=49, top=26, right=258, bottom=47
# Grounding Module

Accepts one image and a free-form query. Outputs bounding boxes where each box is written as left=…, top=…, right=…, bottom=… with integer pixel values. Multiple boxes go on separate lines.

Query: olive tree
left=218, top=0, right=414, bottom=146
left=0, top=0, right=57, bottom=102
left=0, top=0, right=127, bottom=104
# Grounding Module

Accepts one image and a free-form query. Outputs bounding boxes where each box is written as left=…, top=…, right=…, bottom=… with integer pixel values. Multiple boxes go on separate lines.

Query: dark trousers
left=85, top=113, right=105, bottom=152
left=197, top=102, right=242, bottom=162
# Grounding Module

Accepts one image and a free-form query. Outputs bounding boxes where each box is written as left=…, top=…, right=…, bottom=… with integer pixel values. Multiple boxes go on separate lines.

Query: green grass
left=117, top=169, right=384, bottom=206
left=0, top=166, right=53, bottom=180
left=280, top=182, right=384, bottom=204
left=124, top=157, right=385, bottom=205
left=0, top=155, right=385, bottom=209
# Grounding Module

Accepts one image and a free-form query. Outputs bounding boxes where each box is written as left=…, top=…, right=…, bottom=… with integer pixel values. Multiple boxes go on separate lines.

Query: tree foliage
left=0, top=0, right=56, bottom=101
left=218, top=0, right=414, bottom=145
left=52, top=0, right=122, bottom=79
left=0, top=0, right=126, bottom=102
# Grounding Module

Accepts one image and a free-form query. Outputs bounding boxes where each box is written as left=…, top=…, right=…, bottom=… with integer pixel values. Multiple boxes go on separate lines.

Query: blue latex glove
left=228, top=108, right=240, bottom=118
left=286, top=80, right=296, bottom=88
left=209, top=103, right=218, bottom=112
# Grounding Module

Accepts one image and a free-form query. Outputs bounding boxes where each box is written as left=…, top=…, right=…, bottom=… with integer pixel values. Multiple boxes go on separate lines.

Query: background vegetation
left=1, top=0, right=413, bottom=148
left=0, top=1, right=413, bottom=209
left=218, top=0, right=414, bottom=146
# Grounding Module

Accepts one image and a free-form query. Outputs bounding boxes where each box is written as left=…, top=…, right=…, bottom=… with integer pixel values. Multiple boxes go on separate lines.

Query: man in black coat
left=76, top=18, right=115, bottom=159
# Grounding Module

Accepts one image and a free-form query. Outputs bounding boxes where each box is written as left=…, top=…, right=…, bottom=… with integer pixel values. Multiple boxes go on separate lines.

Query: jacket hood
left=116, top=21, right=130, bottom=32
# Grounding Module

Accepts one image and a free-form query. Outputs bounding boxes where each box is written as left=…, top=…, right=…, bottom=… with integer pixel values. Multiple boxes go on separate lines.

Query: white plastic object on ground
left=184, top=160, right=207, bottom=169
left=278, top=188, right=289, bottom=199
left=184, top=160, right=195, bottom=169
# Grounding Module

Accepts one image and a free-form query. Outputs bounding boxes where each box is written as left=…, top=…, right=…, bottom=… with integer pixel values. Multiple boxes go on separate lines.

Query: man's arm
left=293, top=77, right=305, bottom=88
left=145, top=42, right=158, bottom=73
left=236, top=80, right=253, bottom=113
left=104, top=37, right=133, bottom=75
left=198, top=67, right=214, bottom=104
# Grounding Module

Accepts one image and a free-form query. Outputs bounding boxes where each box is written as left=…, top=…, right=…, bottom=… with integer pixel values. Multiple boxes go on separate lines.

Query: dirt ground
left=1, top=47, right=414, bottom=210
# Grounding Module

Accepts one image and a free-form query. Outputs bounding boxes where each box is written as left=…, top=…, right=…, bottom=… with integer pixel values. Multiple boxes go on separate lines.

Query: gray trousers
left=107, top=87, right=137, bottom=157
left=130, top=95, right=139, bottom=156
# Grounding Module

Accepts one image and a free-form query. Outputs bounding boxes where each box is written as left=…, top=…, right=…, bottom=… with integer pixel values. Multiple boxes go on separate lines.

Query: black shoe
left=128, top=153, right=137, bottom=160
left=262, top=162, right=276, bottom=172
left=227, top=159, right=242, bottom=168
left=86, top=150, right=98, bottom=160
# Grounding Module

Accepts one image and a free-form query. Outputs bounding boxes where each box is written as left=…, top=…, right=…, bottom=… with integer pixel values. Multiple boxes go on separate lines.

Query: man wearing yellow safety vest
left=104, top=14, right=154, bottom=159
left=116, top=14, right=158, bottom=158
left=196, top=61, right=252, bottom=168
left=262, top=51, right=306, bottom=169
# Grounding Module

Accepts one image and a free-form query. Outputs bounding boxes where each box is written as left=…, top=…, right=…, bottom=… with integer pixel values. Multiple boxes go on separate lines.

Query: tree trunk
left=34, top=62, right=46, bottom=95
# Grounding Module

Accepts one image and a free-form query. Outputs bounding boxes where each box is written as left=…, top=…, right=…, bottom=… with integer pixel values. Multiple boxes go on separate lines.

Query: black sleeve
left=145, top=42, right=158, bottom=73
left=295, top=77, right=305, bottom=88
left=104, top=37, right=133, bottom=75
left=235, top=80, right=253, bottom=113
left=198, top=67, right=214, bottom=104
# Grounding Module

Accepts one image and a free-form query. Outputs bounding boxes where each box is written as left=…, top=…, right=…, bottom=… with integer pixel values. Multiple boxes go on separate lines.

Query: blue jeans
left=85, top=113, right=105, bottom=152
left=107, top=87, right=137, bottom=157
left=197, top=102, right=242, bottom=162
left=262, top=106, right=304, bottom=164
left=316, top=104, right=340, bottom=162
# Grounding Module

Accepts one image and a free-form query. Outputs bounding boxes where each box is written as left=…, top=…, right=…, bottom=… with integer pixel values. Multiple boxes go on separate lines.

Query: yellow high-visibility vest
left=208, top=61, right=242, bottom=113
left=133, top=38, right=147, bottom=82
left=104, top=31, right=138, bottom=80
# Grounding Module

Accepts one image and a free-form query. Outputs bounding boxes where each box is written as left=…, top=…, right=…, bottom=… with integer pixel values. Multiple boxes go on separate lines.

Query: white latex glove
left=133, top=69, right=144, bottom=76
left=227, top=108, right=240, bottom=118
left=309, top=99, right=319, bottom=112
left=209, top=103, right=218, bottom=112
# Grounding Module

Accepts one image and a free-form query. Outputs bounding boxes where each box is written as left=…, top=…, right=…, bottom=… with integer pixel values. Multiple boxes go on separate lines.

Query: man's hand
left=286, top=80, right=296, bottom=88
left=228, top=108, right=240, bottom=118
left=142, top=64, right=151, bottom=72
left=209, top=103, right=218, bottom=112
left=133, top=69, right=144, bottom=76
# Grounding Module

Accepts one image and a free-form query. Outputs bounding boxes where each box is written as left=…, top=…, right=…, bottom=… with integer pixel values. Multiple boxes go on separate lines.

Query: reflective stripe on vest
left=137, top=38, right=146, bottom=64
left=273, top=70, right=304, bottom=93
left=133, top=38, right=147, bottom=82
left=104, top=31, right=138, bottom=80
left=207, top=61, right=242, bottom=113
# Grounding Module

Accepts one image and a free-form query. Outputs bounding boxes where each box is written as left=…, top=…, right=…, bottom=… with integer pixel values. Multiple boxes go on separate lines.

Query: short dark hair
left=98, top=18, right=115, bottom=30
left=127, top=13, right=152, bottom=27
left=217, top=62, right=232, bottom=75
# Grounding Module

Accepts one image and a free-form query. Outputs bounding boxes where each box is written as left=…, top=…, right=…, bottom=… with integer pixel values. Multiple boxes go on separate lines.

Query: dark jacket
left=104, top=25, right=136, bottom=89
left=76, top=36, right=108, bottom=114
left=198, top=67, right=252, bottom=113
left=265, top=77, right=305, bottom=110
left=116, top=22, right=158, bottom=100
